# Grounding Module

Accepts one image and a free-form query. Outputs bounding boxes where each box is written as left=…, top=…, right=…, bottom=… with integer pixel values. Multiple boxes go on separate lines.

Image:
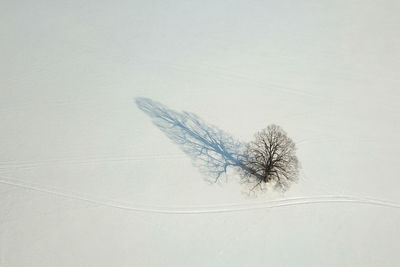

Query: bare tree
left=241, top=125, right=299, bottom=192
left=136, top=98, right=300, bottom=193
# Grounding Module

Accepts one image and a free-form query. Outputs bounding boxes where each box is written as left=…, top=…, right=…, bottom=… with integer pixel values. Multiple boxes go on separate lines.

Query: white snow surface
left=1, top=1, right=400, bottom=266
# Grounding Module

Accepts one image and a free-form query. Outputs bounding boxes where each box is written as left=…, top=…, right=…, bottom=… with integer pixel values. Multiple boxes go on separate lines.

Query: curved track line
left=1, top=177, right=399, bottom=214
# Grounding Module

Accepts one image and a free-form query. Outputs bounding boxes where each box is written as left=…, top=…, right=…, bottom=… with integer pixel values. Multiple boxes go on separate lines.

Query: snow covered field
left=1, top=1, right=400, bottom=266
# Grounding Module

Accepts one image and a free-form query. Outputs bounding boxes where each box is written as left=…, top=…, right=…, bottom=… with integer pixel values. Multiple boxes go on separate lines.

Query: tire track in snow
left=1, top=176, right=399, bottom=214
left=0, top=154, right=186, bottom=170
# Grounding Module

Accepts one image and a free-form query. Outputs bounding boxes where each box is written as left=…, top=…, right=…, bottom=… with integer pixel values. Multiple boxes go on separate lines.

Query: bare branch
left=240, top=124, right=300, bottom=192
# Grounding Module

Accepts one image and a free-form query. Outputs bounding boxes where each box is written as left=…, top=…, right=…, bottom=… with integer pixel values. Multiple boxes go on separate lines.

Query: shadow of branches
left=135, top=97, right=245, bottom=182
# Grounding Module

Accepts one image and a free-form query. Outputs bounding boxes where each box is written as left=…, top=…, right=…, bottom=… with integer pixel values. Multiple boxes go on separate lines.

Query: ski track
left=0, top=154, right=187, bottom=170
left=1, top=176, right=399, bottom=215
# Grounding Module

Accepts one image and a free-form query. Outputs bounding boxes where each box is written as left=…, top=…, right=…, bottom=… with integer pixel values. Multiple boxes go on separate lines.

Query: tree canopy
left=241, top=125, right=299, bottom=191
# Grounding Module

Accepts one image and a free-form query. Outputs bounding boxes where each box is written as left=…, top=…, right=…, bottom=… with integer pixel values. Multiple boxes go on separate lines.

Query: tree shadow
left=135, top=97, right=245, bottom=183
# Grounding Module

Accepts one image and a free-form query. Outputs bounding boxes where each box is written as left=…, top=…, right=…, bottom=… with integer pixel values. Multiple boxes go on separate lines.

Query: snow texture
left=1, top=0, right=400, bottom=266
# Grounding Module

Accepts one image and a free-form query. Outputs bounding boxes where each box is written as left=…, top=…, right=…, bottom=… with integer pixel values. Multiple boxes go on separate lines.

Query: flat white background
left=1, top=0, right=399, bottom=266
